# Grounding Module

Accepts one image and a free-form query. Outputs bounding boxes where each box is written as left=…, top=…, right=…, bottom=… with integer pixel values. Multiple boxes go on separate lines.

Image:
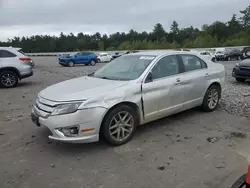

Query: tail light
left=19, top=57, right=32, bottom=62
left=246, top=165, right=250, bottom=185
left=19, top=57, right=34, bottom=67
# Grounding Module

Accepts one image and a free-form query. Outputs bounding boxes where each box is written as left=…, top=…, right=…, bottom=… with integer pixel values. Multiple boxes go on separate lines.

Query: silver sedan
left=31, top=50, right=226, bottom=146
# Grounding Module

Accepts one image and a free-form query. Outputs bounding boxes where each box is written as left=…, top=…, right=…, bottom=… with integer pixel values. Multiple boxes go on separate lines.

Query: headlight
left=51, top=102, right=82, bottom=116
left=235, top=63, right=240, bottom=67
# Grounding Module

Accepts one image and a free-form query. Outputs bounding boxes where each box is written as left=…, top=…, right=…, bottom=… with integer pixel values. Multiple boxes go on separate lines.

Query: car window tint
left=0, top=50, right=17, bottom=58
left=181, top=55, right=207, bottom=72
left=151, top=55, right=179, bottom=79
left=82, top=52, right=90, bottom=56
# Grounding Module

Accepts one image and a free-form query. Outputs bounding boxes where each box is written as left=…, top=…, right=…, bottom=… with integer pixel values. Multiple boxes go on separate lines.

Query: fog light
left=59, top=126, right=79, bottom=137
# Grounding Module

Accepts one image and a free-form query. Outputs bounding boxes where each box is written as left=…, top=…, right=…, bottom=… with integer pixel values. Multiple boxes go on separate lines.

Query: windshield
left=70, top=52, right=78, bottom=56
left=92, top=55, right=155, bottom=80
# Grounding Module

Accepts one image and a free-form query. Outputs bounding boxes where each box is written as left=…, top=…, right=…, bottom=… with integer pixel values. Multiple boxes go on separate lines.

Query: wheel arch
left=99, top=101, right=141, bottom=134
left=0, top=67, right=21, bottom=78
left=207, top=82, right=222, bottom=98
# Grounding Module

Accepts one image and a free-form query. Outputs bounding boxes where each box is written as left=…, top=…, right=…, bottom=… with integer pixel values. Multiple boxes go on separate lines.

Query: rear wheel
left=0, top=71, right=19, bottom=88
left=202, top=85, right=220, bottom=112
left=236, top=78, right=246, bottom=83
left=90, top=60, right=96, bottom=66
left=102, top=105, right=138, bottom=146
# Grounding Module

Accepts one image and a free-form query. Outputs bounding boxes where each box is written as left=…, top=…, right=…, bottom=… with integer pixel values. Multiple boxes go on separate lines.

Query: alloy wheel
left=109, top=111, right=134, bottom=142
left=1, top=73, right=17, bottom=87
left=207, top=88, right=219, bottom=109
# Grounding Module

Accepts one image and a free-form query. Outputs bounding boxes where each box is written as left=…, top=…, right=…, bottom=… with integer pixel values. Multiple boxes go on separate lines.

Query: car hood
left=39, top=76, right=129, bottom=102
left=240, top=60, right=250, bottom=67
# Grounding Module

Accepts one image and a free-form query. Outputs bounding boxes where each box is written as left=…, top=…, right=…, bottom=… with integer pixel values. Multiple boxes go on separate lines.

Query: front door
left=142, top=55, right=185, bottom=122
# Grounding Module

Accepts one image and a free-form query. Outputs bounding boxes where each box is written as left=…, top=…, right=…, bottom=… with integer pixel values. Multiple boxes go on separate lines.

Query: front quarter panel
left=79, top=81, right=143, bottom=123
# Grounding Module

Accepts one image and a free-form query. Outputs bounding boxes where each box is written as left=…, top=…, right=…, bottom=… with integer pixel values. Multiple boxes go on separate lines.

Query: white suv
left=0, top=47, right=34, bottom=88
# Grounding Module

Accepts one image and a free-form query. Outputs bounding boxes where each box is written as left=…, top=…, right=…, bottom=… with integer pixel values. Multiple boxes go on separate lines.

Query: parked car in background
left=199, top=51, right=215, bottom=62
left=232, top=58, right=250, bottom=82
left=214, top=51, right=225, bottom=61
left=125, top=50, right=140, bottom=54
left=58, top=51, right=98, bottom=67
left=224, top=48, right=242, bottom=61
left=0, top=47, right=34, bottom=88
left=241, top=46, right=250, bottom=60
left=31, top=50, right=226, bottom=146
left=112, top=52, right=122, bottom=59
left=96, top=52, right=113, bottom=63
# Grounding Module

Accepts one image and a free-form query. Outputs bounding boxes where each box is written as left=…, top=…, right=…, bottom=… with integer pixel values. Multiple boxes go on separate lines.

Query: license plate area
left=31, top=113, right=40, bottom=126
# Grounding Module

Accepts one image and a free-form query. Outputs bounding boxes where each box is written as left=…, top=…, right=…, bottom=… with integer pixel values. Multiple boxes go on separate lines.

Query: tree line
left=0, top=5, right=250, bottom=53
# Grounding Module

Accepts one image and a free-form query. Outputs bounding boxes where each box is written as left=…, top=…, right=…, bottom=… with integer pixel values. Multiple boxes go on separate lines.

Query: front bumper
left=232, top=67, right=250, bottom=79
left=31, top=105, right=108, bottom=143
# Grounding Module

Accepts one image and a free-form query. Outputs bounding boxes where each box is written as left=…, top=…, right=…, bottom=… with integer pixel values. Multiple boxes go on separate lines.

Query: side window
left=81, top=52, right=90, bottom=56
left=0, top=50, right=17, bottom=58
left=151, top=55, right=179, bottom=79
left=181, top=55, right=207, bottom=72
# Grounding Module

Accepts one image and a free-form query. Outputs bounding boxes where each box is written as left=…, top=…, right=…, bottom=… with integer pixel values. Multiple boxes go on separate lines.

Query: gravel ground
left=0, top=57, right=250, bottom=188
left=218, top=61, right=250, bottom=117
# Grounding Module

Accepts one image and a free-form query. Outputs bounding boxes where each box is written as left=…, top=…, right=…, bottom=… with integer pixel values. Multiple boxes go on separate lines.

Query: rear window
left=0, top=50, right=17, bottom=58
left=18, top=50, right=26, bottom=56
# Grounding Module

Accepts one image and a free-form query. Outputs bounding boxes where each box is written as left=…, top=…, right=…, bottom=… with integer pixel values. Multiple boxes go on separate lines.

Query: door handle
left=205, top=73, right=209, bottom=78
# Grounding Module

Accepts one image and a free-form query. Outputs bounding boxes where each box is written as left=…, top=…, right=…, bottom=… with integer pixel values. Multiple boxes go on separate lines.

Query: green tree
left=239, top=5, right=250, bottom=27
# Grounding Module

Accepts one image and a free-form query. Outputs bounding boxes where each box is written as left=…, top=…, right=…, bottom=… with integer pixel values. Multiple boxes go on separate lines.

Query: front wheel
left=0, top=71, right=19, bottom=88
left=68, top=61, right=74, bottom=67
left=202, top=85, right=220, bottom=112
left=102, top=105, right=138, bottom=146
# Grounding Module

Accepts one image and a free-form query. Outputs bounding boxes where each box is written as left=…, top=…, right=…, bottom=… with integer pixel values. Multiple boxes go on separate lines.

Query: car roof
left=127, top=50, right=199, bottom=57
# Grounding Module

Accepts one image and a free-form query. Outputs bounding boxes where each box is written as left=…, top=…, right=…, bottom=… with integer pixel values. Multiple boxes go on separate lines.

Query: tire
left=68, top=61, right=74, bottom=67
left=97, top=59, right=101, bottom=63
left=230, top=174, right=246, bottom=188
left=0, top=71, right=19, bottom=88
left=202, top=85, right=221, bottom=112
left=102, top=105, right=138, bottom=146
left=90, top=60, right=96, bottom=66
left=236, top=78, right=246, bottom=83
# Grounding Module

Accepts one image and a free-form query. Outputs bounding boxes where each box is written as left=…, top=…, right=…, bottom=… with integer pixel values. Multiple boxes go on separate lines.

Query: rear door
left=177, top=54, right=210, bottom=109
left=81, top=52, right=91, bottom=63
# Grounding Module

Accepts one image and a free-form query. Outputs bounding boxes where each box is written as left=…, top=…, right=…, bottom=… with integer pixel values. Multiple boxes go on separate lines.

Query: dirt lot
left=0, top=57, right=250, bottom=188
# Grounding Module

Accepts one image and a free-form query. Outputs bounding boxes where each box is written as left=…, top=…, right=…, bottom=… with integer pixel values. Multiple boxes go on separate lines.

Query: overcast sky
left=0, top=0, right=249, bottom=41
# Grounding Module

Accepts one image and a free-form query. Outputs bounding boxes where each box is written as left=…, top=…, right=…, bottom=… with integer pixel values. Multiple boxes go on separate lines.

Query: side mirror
left=145, top=72, right=153, bottom=83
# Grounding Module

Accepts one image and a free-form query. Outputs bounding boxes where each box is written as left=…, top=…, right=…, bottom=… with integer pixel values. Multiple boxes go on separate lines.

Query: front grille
left=240, top=67, right=250, bottom=72
left=34, top=96, right=56, bottom=118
